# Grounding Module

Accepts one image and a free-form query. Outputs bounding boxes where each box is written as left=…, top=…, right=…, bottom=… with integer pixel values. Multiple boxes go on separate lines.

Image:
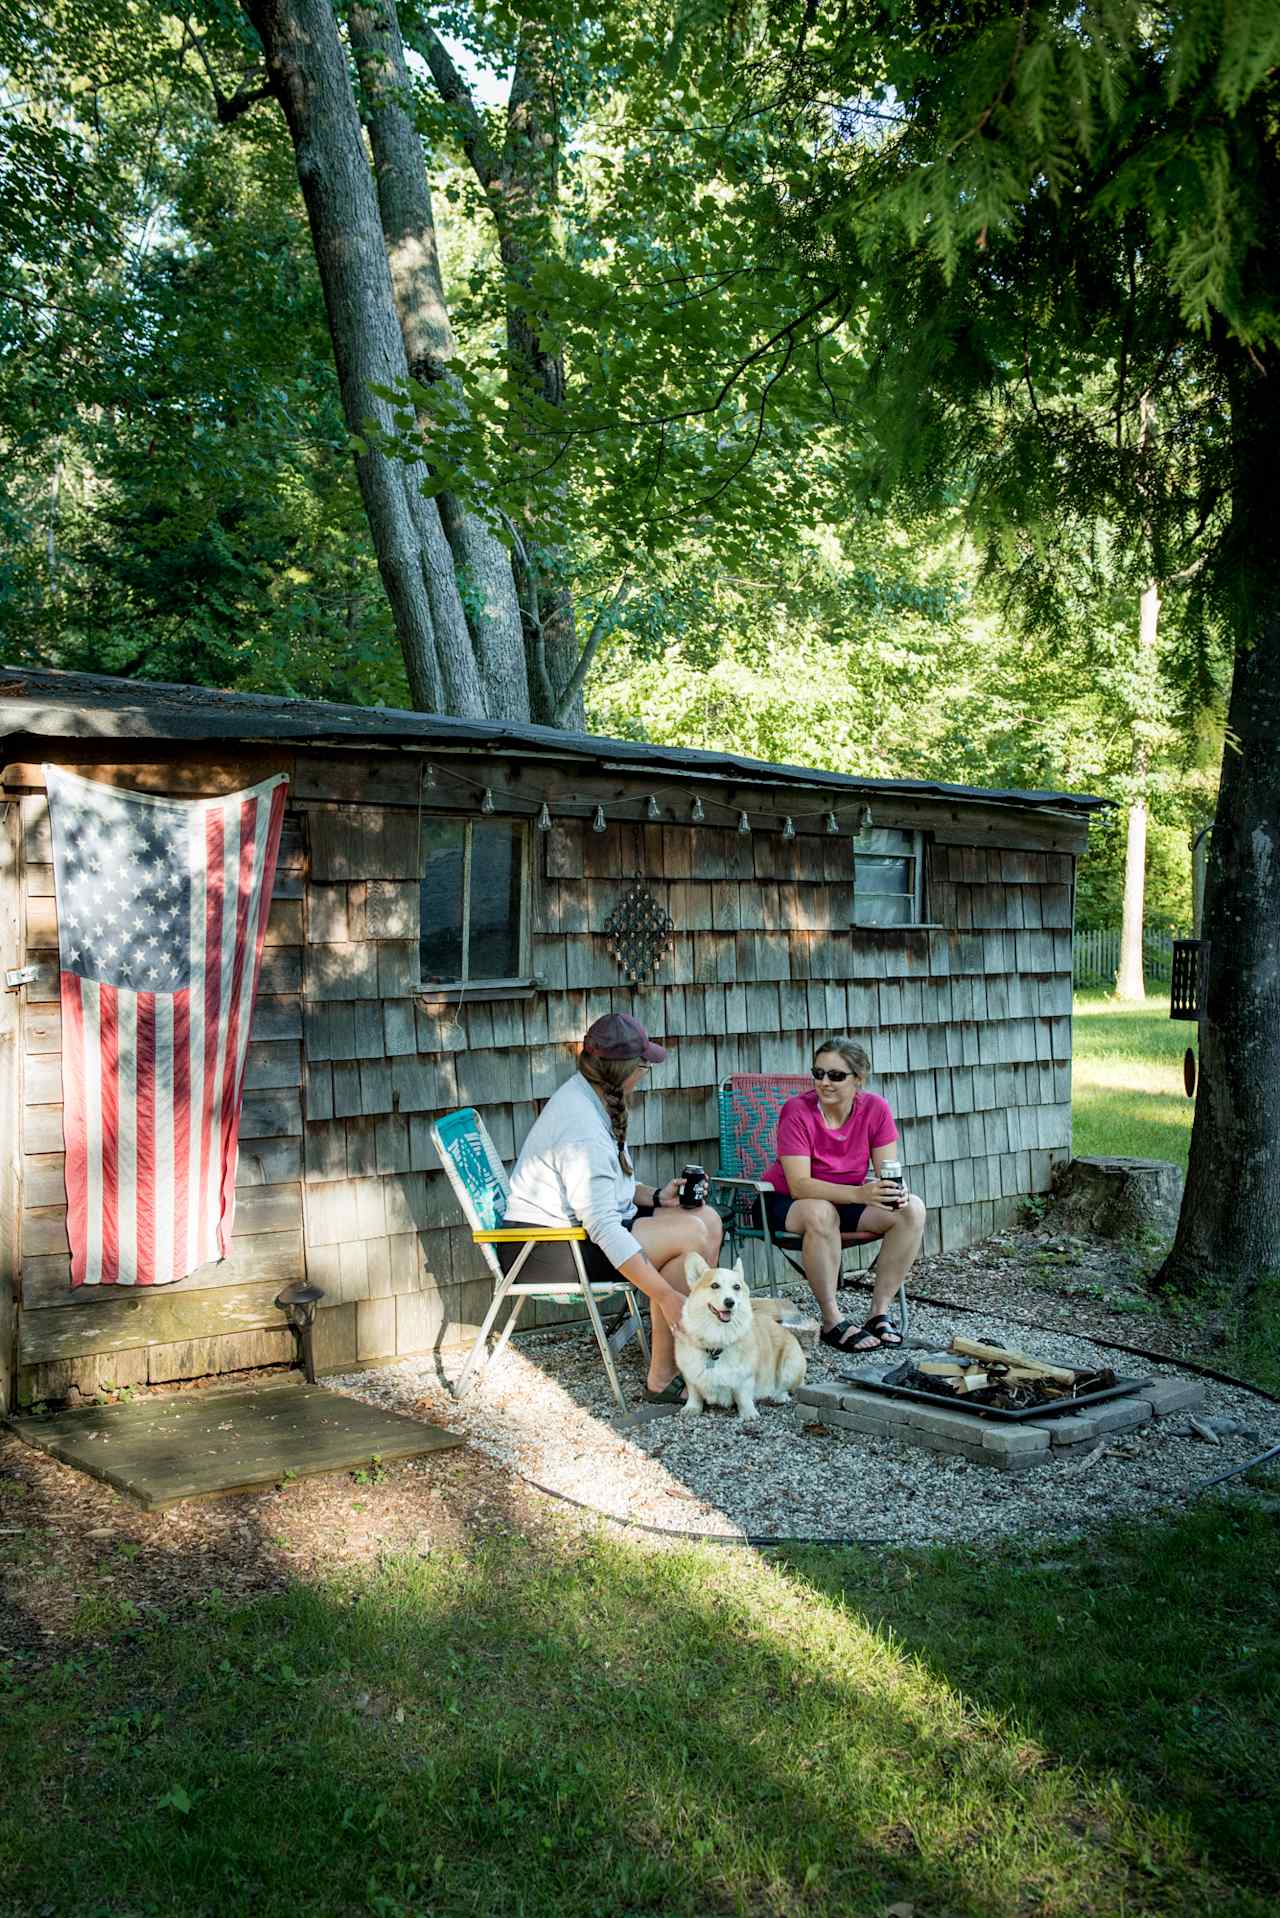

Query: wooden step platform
left=9, top=1374, right=463, bottom=1510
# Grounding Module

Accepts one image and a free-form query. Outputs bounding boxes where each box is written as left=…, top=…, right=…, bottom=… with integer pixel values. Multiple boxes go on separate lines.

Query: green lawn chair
left=715, top=1074, right=909, bottom=1337
left=430, top=1106, right=650, bottom=1410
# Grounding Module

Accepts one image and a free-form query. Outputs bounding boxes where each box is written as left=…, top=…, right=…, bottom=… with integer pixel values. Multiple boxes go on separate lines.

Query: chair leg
left=895, top=1282, right=909, bottom=1338
left=573, top=1246, right=629, bottom=1410
left=453, top=1243, right=533, bottom=1397
left=625, top=1286, right=650, bottom=1365
left=487, top=1289, right=529, bottom=1367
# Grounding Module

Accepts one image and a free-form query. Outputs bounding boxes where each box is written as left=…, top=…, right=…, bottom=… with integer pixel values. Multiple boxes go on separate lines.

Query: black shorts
left=753, top=1191, right=868, bottom=1238
left=496, top=1203, right=656, bottom=1288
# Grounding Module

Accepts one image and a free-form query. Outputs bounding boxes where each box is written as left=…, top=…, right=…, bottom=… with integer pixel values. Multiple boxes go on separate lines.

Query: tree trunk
left=500, top=24, right=581, bottom=726
left=348, top=0, right=530, bottom=724
left=1115, top=580, right=1160, bottom=1002
left=1154, top=351, right=1280, bottom=1298
left=243, top=0, right=488, bottom=717
left=411, top=17, right=586, bottom=728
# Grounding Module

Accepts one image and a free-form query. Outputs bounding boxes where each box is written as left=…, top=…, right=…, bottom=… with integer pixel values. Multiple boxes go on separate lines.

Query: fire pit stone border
left=797, top=1375, right=1206, bottom=1472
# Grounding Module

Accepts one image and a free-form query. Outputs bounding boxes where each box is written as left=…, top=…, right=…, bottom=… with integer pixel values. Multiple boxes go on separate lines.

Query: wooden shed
left=0, top=665, right=1105, bottom=1411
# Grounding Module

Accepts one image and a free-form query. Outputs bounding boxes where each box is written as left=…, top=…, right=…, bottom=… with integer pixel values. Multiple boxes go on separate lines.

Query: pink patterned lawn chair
left=714, top=1074, right=909, bottom=1335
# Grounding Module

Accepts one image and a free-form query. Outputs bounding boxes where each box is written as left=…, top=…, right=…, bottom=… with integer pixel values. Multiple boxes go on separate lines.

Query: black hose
left=504, top=1287, right=1280, bottom=1546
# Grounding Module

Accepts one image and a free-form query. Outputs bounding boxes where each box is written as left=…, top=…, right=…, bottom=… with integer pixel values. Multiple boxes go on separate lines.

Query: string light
left=690, top=796, right=705, bottom=823
left=592, top=804, right=607, bottom=832
left=738, top=811, right=751, bottom=835
left=536, top=801, right=552, bottom=831
left=480, top=788, right=495, bottom=815
left=825, top=812, right=840, bottom=835
left=646, top=795, right=661, bottom=821
left=782, top=816, right=795, bottom=840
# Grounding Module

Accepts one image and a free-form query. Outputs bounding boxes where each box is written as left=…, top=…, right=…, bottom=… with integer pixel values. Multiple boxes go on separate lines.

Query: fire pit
left=798, top=1335, right=1206, bottom=1471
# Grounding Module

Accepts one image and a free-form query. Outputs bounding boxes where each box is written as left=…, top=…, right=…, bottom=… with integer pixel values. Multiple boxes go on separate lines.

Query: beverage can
left=679, top=1163, right=708, bottom=1209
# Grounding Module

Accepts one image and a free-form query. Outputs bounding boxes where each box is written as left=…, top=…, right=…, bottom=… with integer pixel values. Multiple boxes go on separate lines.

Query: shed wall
left=4, top=751, right=1079, bottom=1404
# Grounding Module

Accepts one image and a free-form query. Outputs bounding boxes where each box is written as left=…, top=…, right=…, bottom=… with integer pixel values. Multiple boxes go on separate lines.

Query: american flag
left=45, top=767, right=288, bottom=1287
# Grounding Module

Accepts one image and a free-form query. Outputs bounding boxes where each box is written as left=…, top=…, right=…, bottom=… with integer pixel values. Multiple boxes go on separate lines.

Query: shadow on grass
left=2, top=1447, right=1278, bottom=1918
left=788, top=1500, right=1280, bottom=1898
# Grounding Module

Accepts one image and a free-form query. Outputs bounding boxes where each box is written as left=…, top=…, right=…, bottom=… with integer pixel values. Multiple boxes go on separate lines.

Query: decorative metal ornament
left=646, top=795, right=661, bottom=821
left=738, top=811, right=751, bottom=835
left=604, top=879, right=675, bottom=985
left=480, top=788, right=495, bottom=815
left=781, top=816, right=796, bottom=841
left=690, top=796, right=705, bottom=823
left=592, top=804, right=607, bottom=833
left=825, top=811, right=840, bottom=835
left=536, top=801, right=552, bottom=831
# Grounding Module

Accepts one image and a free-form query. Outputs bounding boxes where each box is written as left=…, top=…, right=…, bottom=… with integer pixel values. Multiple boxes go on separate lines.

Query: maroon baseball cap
left=581, top=1013, right=667, bottom=1063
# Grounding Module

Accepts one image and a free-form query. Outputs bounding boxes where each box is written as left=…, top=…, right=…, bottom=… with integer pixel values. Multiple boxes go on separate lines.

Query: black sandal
left=819, top=1319, right=863, bottom=1352
left=642, top=1372, right=686, bottom=1405
left=848, top=1313, right=903, bottom=1352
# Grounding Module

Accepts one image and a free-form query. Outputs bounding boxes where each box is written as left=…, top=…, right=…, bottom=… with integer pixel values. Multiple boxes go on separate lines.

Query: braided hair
left=577, top=1050, right=636, bottom=1173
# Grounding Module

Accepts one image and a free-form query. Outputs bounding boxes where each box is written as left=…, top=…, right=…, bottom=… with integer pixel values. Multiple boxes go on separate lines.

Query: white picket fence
left=1072, top=927, right=1184, bottom=988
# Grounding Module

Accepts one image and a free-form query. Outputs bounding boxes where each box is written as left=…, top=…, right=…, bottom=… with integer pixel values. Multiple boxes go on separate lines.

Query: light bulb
left=825, top=812, right=839, bottom=835
left=690, top=796, right=705, bottom=823
left=737, top=811, right=751, bottom=835
left=592, top=804, right=607, bottom=833
left=536, top=801, right=552, bottom=831
left=782, top=816, right=795, bottom=840
left=646, top=795, right=661, bottom=821
left=480, top=788, right=495, bottom=815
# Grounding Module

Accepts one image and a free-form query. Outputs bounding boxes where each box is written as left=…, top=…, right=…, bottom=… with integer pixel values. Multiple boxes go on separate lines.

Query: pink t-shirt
left=764, top=1089, right=898, bottom=1195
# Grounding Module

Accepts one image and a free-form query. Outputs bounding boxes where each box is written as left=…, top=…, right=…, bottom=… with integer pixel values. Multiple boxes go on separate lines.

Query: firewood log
left=950, top=1337, right=1076, bottom=1384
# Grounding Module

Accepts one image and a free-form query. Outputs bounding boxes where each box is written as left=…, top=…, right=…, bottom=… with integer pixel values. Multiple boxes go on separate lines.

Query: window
left=853, top=826, right=925, bottom=927
left=419, top=817, right=529, bottom=987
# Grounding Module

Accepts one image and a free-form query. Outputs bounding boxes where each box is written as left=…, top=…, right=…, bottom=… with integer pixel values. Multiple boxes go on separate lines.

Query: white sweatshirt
left=503, top=1073, right=643, bottom=1270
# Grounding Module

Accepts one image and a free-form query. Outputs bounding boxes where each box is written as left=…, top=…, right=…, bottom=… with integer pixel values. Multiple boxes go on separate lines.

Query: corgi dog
left=675, top=1254, right=807, bottom=1420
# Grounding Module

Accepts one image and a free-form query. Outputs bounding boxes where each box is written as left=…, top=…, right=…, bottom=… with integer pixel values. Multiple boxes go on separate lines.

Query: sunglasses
left=812, top=1067, right=856, bottom=1083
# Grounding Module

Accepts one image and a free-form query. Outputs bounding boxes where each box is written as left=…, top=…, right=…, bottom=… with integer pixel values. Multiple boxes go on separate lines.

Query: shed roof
left=0, top=664, right=1107, bottom=815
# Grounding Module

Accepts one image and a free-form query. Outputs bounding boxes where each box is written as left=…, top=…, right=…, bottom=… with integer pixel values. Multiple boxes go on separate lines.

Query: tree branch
left=184, top=24, right=272, bottom=123
left=553, top=575, right=632, bottom=726
left=402, top=15, right=502, bottom=191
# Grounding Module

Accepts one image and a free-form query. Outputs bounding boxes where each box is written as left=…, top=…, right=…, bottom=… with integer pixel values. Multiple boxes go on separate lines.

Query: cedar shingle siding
left=0, top=669, right=1099, bottom=1407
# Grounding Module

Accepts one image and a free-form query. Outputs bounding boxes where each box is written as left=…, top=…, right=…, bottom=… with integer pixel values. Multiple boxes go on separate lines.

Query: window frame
left=416, top=814, right=533, bottom=997
left=851, top=827, right=928, bottom=929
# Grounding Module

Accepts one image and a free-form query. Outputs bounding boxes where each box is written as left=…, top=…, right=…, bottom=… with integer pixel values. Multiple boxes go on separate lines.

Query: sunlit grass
left=1072, top=990, right=1195, bottom=1168
left=1, top=1510, right=1277, bottom=1916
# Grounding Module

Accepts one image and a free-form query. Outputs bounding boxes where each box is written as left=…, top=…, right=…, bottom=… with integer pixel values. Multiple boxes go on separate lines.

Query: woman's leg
left=782, top=1199, right=845, bottom=1330
left=630, top=1206, right=724, bottom=1390
left=861, top=1194, right=927, bottom=1317
left=785, top=1196, right=927, bottom=1336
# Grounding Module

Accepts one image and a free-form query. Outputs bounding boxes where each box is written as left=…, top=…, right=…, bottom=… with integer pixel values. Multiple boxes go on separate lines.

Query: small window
left=419, top=817, right=529, bottom=986
left=853, top=826, right=925, bottom=927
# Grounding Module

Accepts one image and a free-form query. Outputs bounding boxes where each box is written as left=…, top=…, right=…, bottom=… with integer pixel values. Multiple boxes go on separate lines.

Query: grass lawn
left=2, top=995, right=1274, bottom=1917
left=1, top=1504, right=1279, bottom=1918
left=1072, top=990, right=1194, bottom=1169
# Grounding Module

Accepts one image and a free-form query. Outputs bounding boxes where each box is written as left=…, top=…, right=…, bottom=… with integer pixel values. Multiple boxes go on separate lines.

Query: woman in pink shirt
left=760, top=1036, right=927, bottom=1352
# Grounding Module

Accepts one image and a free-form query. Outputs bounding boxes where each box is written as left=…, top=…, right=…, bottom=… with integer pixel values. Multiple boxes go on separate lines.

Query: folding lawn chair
left=430, top=1106, right=650, bottom=1411
left=714, top=1074, right=909, bottom=1337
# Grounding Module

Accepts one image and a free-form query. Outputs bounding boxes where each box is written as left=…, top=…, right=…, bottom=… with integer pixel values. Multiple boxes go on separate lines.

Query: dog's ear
left=732, top=1260, right=745, bottom=1283
left=685, top=1251, right=709, bottom=1286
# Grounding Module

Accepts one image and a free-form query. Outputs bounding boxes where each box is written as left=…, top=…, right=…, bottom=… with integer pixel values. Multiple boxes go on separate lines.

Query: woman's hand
left=657, top=1287, right=687, bottom=1334
left=863, top=1178, right=907, bottom=1207
left=655, top=1178, right=682, bottom=1209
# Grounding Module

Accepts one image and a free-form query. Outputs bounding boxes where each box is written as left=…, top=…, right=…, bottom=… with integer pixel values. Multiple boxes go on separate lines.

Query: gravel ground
left=330, top=1231, right=1280, bottom=1546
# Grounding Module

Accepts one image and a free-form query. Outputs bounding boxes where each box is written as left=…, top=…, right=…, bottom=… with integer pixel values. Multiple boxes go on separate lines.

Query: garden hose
left=505, top=1289, right=1280, bottom=1548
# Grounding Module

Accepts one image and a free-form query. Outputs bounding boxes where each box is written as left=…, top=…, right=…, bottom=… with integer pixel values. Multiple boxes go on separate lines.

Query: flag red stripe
left=171, top=990, right=191, bottom=1285
left=60, top=972, right=88, bottom=1287
left=135, top=993, right=156, bottom=1287
left=200, top=807, right=224, bottom=1268
left=98, top=984, right=119, bottom=1287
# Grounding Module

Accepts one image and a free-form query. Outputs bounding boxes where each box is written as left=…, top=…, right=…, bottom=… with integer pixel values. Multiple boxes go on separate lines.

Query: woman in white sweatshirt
left=499, top=1012, right=722, bottom=1402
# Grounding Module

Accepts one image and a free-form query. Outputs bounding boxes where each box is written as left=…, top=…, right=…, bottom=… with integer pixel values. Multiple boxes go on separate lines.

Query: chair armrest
left=472, top=1226, right=588, bottom=1243
left=707, top=1176, right=772, bottom=1193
